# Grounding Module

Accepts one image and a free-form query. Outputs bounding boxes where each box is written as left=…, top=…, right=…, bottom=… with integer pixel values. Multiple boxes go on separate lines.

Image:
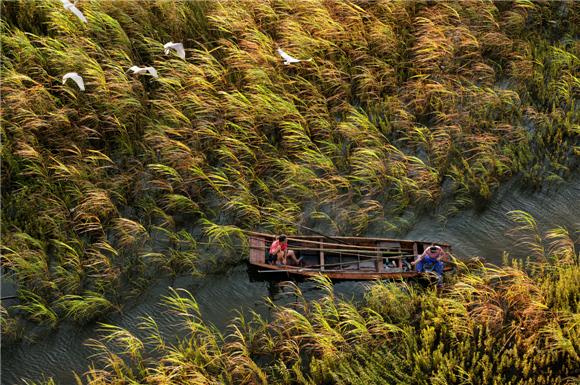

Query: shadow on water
left=244, top=260, right=327, bottom=297
left=2, top=173, right=580, bottom=385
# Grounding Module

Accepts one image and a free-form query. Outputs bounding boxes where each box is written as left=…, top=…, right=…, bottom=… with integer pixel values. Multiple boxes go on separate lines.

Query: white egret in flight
left=164, top=42, right=185, bottom=59
left=128, top=66, right=158, bottom=78
left=60, top=0, right=87, bottom=23
left=63, top=72, right=85, bottom=91
left=277, top=47, right=312, bottom=65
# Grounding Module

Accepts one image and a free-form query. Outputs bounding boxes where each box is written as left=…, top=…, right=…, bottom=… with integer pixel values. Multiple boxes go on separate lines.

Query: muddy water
left=2, top=175, right=579, bottom=385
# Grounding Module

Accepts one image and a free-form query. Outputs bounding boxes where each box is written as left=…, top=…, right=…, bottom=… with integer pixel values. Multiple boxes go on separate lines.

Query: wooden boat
left=247, top=231, right=453, bottom=280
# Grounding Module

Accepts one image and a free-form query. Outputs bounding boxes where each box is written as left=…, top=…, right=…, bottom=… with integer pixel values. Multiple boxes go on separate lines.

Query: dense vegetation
left=19, top=213, right=580, bottom=385
left=1, top=1, right=580, bottom=383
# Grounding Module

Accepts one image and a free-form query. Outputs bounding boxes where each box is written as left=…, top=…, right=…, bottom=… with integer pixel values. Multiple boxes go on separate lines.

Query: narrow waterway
left=2, top=175, right=579, bottom=385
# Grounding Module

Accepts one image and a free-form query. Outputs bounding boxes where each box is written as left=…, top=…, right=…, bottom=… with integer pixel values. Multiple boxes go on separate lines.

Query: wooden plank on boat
left=398, top=244, right=403, bottom=269
left=249, top=236, right=266, bottom=264
left=375, top=247, right=383, bottom=273
left=413, top=242, right=418, bottom=272
left=251, top=262, right=454, bottom=280
left=319, top=238, right=324, bottom=271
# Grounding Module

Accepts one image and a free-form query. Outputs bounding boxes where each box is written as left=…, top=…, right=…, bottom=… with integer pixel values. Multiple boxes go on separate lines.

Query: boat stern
left=249, top=236, right=266, bottom=264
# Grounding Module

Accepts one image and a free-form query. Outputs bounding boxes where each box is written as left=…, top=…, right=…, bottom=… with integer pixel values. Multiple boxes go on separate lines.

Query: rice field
left=1, top=1, right=580, bottom=383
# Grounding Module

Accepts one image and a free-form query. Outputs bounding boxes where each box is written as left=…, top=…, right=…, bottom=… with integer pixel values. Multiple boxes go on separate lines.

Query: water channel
left=2, top=174, right=579, bottom=385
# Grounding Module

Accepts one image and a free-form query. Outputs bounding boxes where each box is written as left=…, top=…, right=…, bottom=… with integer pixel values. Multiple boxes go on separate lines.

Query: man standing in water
left=269, top=235, right=302, bottom=268
left=411, top=245, right=445, bottom=288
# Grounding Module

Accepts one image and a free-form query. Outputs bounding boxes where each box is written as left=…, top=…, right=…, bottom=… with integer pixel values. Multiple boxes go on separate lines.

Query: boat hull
left=246, top=231, right=453, bottom=280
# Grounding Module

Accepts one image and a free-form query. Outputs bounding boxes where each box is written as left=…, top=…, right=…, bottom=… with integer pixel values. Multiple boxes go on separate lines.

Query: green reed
left=2, top=0, right=580, bottom=342
left=59, top=213, right=579, bottom=384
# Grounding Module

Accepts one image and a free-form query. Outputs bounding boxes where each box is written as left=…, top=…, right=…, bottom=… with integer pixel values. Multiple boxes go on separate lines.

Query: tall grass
left=2, top=0, right=580, bottom=342
left=53, top=215, right=580, bottom=384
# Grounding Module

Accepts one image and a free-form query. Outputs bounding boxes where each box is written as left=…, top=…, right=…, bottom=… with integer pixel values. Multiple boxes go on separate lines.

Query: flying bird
left=277, top=47, right=312, bottom=65
left=60, top=0, right=87, bottom=23
left=164, top=42, right=185, bottom=59
left=62, top=72, right=85, bottom=91
left=128, top=66, right=158, bottom=78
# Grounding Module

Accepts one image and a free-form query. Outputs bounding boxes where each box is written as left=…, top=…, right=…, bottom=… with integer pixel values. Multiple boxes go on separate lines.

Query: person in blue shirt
left=411, top=245, right=445, bottom=288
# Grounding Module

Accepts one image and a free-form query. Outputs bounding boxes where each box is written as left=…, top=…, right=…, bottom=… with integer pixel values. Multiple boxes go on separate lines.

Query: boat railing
left=248, top=243, right=415, bottom=272
left=247, top=232, right=456, bottom=279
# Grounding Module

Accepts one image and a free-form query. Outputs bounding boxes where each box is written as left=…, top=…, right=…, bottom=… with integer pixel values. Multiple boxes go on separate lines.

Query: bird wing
left=69, top=5, right=87, bottom=22
left=63, top=73, right=84, bottom=91
left=175, top=44, right=185, bottom=59
left=71, top=74, right=85, bottom=90
left=164, top=42, right=185, bottom=59
left=146, top=67, right=158, bottom=78
left=277, top=47, right=297, bottom=62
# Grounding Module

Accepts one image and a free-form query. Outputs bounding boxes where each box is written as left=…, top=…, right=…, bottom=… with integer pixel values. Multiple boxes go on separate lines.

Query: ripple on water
left=401, top=175, right=580, bottom=265
left=1, top=265, right=364, bottom=385
left=3, top=174, right=580, bottom=385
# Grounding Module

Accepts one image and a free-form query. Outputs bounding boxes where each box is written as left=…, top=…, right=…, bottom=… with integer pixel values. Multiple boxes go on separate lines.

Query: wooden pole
left=258, top=268, right=318, bottom=273
left=249, top=244, right=414, bottom=257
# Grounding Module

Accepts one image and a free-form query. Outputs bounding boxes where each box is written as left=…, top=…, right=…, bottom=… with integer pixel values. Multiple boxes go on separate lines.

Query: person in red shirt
left=269, top=235, right=302, bottom=268
left=411, top=245, right=445, bottom=288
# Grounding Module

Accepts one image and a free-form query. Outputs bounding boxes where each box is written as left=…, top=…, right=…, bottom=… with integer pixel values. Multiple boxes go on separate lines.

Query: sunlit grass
left=2, top=0, right=580, bottom=357
left=63, top=215, right=580, bottom=384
